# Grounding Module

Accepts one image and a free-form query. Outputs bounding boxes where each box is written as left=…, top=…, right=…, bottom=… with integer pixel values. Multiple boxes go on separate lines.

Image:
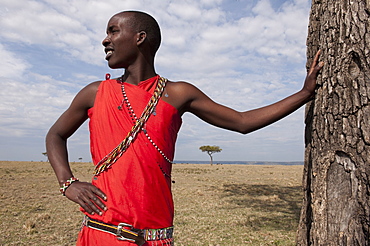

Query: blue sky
left=0, top=0, right=313, bottom=162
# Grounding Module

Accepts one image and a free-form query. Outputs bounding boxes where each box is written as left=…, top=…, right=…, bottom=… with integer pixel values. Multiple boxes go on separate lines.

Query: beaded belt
left=84, top=216, right=174, bottom=245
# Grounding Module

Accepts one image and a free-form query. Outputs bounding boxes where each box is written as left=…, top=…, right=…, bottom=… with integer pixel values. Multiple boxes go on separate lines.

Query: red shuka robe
left=77, top=75, right=182, bottom=246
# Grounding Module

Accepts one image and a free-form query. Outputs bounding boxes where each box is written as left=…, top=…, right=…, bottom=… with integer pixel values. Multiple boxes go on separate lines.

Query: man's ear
left=136, top=31, right=147, bottom=46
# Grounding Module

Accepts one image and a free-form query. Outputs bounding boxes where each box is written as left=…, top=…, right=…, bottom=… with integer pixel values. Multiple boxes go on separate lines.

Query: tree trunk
left=297, top=0, right=370, bottom=245
left=209, top=153, right=214, bottom=165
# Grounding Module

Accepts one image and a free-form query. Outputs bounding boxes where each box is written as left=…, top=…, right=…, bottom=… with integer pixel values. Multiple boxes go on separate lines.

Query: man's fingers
left=79, top=200, right=95, bottom=215
left=89, top=186, right=108, bottom=211
left=76, top=192, right=106, bottom=215
left=312, top=50, right=321, bottom=65
left=83, top=200, right=97, bottom=215
left=65, top=182, right=107, bottom=215
left=90, top=193, right=108, bottom=211
left=84, top=197, right=104, bottom=215
left=309, top=50, right=323, bottom=74
left=91, top=186, right=107, bottom=201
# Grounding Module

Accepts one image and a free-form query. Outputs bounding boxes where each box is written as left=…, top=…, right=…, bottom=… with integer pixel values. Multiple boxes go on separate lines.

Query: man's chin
left=107, top=61, right=125, bottom=69
left=107, top=63, right=119, bottom=69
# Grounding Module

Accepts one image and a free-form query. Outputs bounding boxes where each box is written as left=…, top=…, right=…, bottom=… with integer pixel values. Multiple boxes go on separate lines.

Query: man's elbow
left=45, top=127, right=66, bottom=146
left=235, top=123, right=258, bottom=135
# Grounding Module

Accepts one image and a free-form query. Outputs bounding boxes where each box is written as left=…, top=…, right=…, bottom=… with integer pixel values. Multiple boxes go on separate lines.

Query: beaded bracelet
left=60, top=177, right=79, bottom=196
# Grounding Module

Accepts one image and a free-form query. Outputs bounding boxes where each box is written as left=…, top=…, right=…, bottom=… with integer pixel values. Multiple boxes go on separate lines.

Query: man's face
left=102, top=14, right=138, bottom=69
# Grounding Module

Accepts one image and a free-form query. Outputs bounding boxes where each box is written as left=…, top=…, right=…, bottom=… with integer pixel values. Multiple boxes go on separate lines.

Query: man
left=46, top=10, right=323, bottom=246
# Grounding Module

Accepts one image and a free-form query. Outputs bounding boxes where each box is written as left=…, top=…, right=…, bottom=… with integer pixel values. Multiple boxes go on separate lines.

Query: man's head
left=102, top=11, right=161, bottom=69
left=119, top=11, right=161, bottom=56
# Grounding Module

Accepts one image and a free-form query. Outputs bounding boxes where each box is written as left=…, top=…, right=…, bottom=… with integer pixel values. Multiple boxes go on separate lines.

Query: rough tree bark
left=297, top=0, right=370, bottom=245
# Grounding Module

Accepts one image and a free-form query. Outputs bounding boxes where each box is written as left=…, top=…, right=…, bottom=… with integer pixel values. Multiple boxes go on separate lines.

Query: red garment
left=77, top=75, right=182, bottom=246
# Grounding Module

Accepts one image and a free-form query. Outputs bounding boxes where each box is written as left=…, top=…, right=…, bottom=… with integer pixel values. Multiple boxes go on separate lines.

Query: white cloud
left=0, top=44, right=30, bottom=77
left=200, top=0, right=223, bottom=7
left=168, top=3, right=202, bottom=20
left=0, top=74, right=75, bottom=137
left=1, top=0, right=122, bottom=66
left=156, top=0, right=310, bottom=80
left=253, top=0, right=275, bottom=16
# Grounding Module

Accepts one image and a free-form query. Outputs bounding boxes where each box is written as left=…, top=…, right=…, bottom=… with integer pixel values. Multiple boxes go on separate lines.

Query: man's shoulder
left=85, top=80, right=103, bottom=91
left=166, top=80, right=197, bottom=90
left=165, top=80, right=204, bottom=105
left=92, top=80, right=103, bottom=86
left=75, top=80, right=102, bottom=105
left=167, top=79, right=203, bottom=94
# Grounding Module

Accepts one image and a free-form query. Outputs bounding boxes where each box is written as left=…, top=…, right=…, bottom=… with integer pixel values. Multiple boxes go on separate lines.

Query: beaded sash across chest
left=94, top=76, right=168, bottom=176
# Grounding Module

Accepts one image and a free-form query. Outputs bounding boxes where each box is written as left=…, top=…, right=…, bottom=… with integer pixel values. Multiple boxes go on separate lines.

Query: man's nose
left=102, top=36, right=110, bottom=47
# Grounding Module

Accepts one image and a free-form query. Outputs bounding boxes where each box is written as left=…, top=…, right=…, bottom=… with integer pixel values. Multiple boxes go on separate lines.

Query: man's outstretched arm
left=184, top=50, right=323, bottom=133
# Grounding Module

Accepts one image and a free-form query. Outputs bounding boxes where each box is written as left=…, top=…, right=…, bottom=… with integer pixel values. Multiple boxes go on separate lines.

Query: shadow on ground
left=222, top=183, right=302, bottom=231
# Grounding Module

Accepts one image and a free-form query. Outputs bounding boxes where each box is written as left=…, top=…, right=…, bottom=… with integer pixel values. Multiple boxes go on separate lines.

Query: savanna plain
left=0, top=161, right=304, bottom=246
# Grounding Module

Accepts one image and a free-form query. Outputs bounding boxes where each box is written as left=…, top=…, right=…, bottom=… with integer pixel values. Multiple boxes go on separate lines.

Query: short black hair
left=117, top=11, right=161, bottom=56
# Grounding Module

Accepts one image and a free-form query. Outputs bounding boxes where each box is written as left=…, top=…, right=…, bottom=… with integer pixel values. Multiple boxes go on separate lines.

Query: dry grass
left=0, top=161, right=303, bottom=245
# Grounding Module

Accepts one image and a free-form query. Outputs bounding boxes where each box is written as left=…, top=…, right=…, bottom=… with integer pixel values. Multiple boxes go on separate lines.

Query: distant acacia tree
left=298, top=0, right=370, bottom=245
left=42, top=152, right=48, bottom=162
left=78, top=157, right=83, bottom=162
left=199, top=145, right=222, bottom=165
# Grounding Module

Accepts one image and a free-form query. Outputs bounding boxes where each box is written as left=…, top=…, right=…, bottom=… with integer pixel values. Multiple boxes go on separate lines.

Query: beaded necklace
left=118, top=77, right=174, bottom=181
left=119, top=80, right=173, bottom=163
left=94, top=75, right=173, bottom=182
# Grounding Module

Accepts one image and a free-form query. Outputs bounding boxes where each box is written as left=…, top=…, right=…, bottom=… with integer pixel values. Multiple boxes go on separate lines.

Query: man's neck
left=121, top=61, right=157, bottom=85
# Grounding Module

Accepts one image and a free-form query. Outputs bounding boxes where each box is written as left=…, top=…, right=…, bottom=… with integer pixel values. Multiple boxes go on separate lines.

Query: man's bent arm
left=46, top=82, right=107, bottom=215
left=46, top=82, right=97, bottom=185
left=46, top=109, right=87, bottom=185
